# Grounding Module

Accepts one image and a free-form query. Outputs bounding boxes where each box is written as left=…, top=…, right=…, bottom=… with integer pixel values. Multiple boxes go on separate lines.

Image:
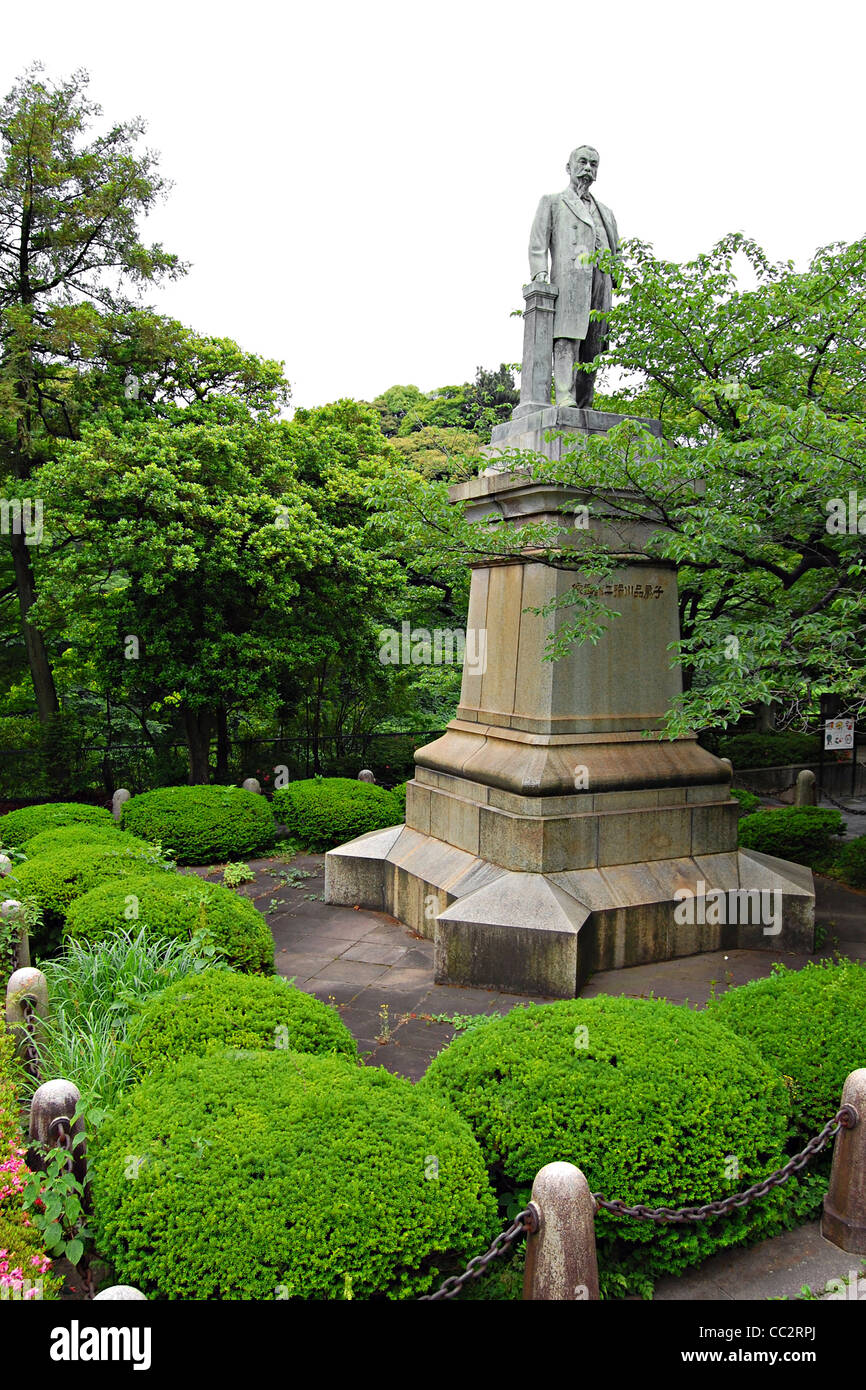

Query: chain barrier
left=420, top=1105, right=857, bottom=1301
left=19, top=994, right=42, bottom=1082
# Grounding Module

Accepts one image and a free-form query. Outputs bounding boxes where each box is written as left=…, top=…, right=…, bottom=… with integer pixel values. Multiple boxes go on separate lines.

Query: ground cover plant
left=420, top=995, right=803, bottom=1298
left=64, top=872, right=274, bottom=973
left=127, top=970, right=358, bottom=1072
left=120, top=785, right=276, bottom=864
left=91, top=1049, right=498, bottom=1299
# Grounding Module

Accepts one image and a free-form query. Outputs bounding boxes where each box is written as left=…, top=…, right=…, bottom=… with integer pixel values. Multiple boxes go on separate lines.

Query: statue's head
left=567, top=146, right=599, bottom=188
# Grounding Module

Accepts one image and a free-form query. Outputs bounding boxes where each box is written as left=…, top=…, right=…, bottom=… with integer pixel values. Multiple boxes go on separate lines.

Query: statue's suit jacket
left=528, top=188, right=619, bottom=341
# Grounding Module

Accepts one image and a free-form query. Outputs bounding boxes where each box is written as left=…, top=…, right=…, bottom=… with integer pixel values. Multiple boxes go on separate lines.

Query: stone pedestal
left=326, top=409, right=815, bottom=997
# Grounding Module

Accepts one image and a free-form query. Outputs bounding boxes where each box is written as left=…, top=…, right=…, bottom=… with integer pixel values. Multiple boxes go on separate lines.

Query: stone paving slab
left=653, top=1222, right=865, bottom=1302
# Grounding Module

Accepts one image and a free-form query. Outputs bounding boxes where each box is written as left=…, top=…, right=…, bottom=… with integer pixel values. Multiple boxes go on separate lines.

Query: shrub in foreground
left=708, top=959, right=866, bottom=1141
left=24, top=825, right=155, bottom=858
left=272, top=777, right=402, bottom=851
left=420, top=997, right=797, bottom=1298
left=128, top=971, right=357, bottom=1072
left=120, top=785, right=276, bottom=864
left=91, top=1049, right=497, bottom=1299
left=0, top=802, right=113, bottom=851
left=64, top=872, right=274, bottom=973
left=738, top=806, right=846, bottom=868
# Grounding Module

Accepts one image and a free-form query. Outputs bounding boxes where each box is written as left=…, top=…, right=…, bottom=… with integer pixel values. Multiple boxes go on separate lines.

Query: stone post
left=358, top=769, right=376, bottom=783
left=94, top=1285, right=147, bottom=1300
left=29, top=1079, right=87, bottom=1189
left=795, top=769, right=817, bottom=807
left=514, top=281, right=559, bottom=418
left=0, top=852, right=13, bottom=877
left=822, top=1069, right=866, bottom=1253
left=111, top=788, right=131, bottom=822
left=523, top=1161, right=599, bottom=1300
left=5, top=965, right=48, bottom=1064
left=241, top=777, right=262, bottom=794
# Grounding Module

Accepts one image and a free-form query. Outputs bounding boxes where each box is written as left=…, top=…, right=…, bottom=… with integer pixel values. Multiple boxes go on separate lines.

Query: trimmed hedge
left=420, top=997, right=797, bottom=1298
left=3, top=845, right=174, bottom=957
left=708, top=960, right=866, bottom=1141
left=0, top=802, right=113, bottom=850
left=24, top=825, right=155, bottom=858
left=0, top=1029, right=62, bottom=1299
left=738, top=806, right=846, bottom=868
left=272, top=777, right=402, bottom=851
left=91, top=1049, right=498, bottom=1299
left=829, top=835, right=866, bottom=889
left=64, top=872, right=274, bottom=974
left=127, top=971, right=357, bottom=1072
left=120, top=785, right=276, bottom=865
left=718, top=731, right=821, bottom=769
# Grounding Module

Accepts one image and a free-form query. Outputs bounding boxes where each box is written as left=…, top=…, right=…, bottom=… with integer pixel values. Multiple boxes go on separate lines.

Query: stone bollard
left=822, top=1069, right=866, bottom=1253
left=241, top=777, right=262, bottom=794
left=0, top=852, right=13, bottom=876
left=718, top=757, right=734, bottom=778
left=93, top=1285, right=147, bottom=1300
left=795, top=768, right=818, bottom=807
left=111, top=788, right=131, bottom=822
left=357, top=769, right=376, bottom=783
left=29, top=1079, right=87, bottom=1188
left=522, top=1161, right=599, bottom=1300
left=5, top=966, right=48, bottom=1064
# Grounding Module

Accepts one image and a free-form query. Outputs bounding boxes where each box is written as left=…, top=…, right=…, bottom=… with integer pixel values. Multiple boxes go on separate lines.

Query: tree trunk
left=215, top=708, right=230, bottom=782
left=183, top=709, right=213, bottom=784
left=9, top=529, right=59, bottom=724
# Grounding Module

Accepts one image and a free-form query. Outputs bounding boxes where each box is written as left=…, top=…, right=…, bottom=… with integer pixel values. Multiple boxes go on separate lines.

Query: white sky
left=3, top=0, right=865, bottom=409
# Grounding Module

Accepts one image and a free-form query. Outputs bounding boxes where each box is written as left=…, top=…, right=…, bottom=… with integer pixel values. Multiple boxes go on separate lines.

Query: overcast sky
left=3, top=1, right=865, bottom=409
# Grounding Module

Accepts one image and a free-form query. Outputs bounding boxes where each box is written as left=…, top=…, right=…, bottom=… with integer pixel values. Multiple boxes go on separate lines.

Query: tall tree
left=0, top=64, right=181, bottom=722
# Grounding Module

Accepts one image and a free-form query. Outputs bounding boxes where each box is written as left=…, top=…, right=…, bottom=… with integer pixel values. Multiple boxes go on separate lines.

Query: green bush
left=91, top=1049, right=497, bottom=1299
left=24, top=825, right=154, bottom=858
left=738, top=806, right=846, bottom=868
left=272, top=777, right=402, bottom=851
left=0, top=801, right=113, bottom=850
left=420, top=997, right=797, bottom=1298
left=718, top=731, right=821, bottom=769
left=828, top=835, right=866, bottom=889
left=120, top=785, right=276, bottom=865
left=730, top=787, right=761, bottom=816
left=708, top=960, right=866, bottom=1141
left=390, top=782, right=408, bottom=817
left=3, top=845, right=174, bottom=957
left=64, top=872, right=274, bottom=973
left=128, top=971, right=357, bottom=1073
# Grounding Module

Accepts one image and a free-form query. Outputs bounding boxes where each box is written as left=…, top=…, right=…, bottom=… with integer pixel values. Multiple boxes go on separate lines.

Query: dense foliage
left=737, top=806, right=846, bottom=868
left=708, top=960, right=866, bottom=1140
left=421, top=997, right=798, bottom=1298
left=718, top=731, right=822, bottom=769
left=127, top=971, right=357, bottom=1072
left=0, top=802, right=113, bottom=850
left=91, top=1049, right=498, bottom=1299
left=272, top=777, right=402, bottom=851
left=120, top=785, right=276, bottom=864
left=24, top=826, right=153, bottom=857
left=64, top=872, right=274, bottom=973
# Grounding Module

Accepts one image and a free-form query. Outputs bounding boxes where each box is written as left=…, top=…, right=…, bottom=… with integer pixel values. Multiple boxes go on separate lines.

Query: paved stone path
left=194, top=853, right=865, bottom=1084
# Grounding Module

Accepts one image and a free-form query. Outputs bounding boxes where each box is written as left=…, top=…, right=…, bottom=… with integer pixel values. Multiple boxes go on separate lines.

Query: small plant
left=376, top=1003, right=392, bottom=1043
left=423, top=1010, right=504, bottom=1033
left=222, top=861, right=255, bottom=889
left=22, top=1147, right=89, bottom=1268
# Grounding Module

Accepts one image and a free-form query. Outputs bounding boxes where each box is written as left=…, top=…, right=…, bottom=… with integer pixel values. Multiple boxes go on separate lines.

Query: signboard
left=825, top=718, right=854, bottom=750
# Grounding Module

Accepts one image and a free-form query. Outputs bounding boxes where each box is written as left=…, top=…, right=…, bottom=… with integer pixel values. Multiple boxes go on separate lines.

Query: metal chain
left=418, top=1208, right=537, bottom=1301
left=420, top=1105, right=856, bottom=1300
left=19, top=995, right=42, bottom=1081
left=592, top=1105, right=857, bottom=1225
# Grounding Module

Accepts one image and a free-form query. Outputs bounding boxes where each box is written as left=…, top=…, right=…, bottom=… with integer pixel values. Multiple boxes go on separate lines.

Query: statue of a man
left=528, top=145, right=619, bottom=408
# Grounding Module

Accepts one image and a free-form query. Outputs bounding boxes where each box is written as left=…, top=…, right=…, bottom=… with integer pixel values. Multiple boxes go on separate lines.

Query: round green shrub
left=90, top=1049, right=497, bottom=1299
left=127, top=971, right=357, bottom=1072
left=420, top=997, right=796, bottom=1298
left=829, top=835, right=866, bottom=889
left=3, top=845, right=174, bottom=957
left=708, top=960, right=866, bottom=1140
left=24, top=825, right=154, bottom=858
left=738, top=806, right=846, bottom=868
left=0, top=802, right=113, bottom=851
left=64, top=872, right=274, bottom=973
left=272, top=777, right=402, bottom=851
left=730, top=787, right=761, bottom=816
left=120, top=785, right=276, bottom=865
